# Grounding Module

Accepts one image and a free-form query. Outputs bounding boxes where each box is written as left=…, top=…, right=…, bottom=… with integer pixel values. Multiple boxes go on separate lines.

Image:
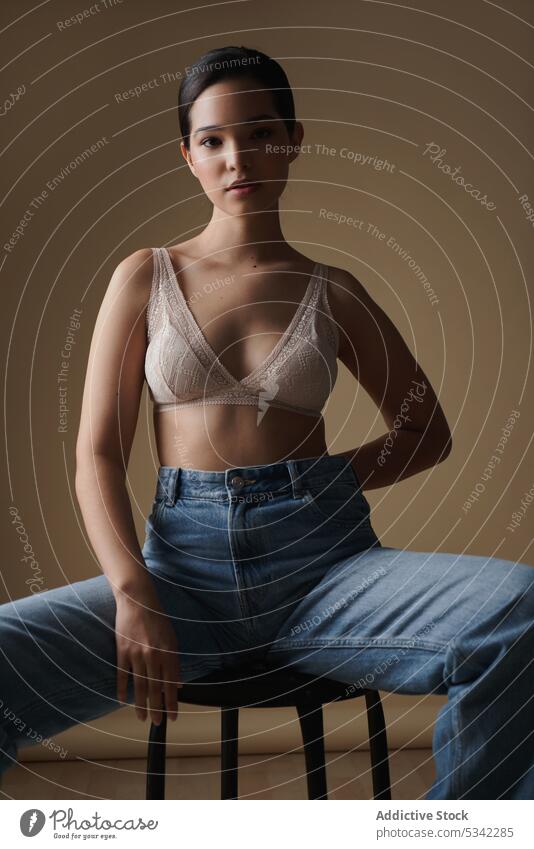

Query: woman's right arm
left=75, top=249, right=156, bottom=603
left=75, top=249, right=181, bottom=724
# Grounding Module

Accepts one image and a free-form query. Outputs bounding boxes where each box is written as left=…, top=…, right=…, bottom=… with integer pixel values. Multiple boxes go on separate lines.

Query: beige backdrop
left=2, top=0, right=533, bottom=765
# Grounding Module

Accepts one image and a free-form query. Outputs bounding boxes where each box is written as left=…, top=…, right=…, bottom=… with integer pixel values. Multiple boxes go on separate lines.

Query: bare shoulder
left=110, top=248, right=155, bottom=303
left=323, top=264, right=368, bottom=359
left=324, top=263, right=365, bottom=301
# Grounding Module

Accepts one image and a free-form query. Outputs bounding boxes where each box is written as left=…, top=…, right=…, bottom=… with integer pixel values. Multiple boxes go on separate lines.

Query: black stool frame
left=146, top=665, right=391, bottom=800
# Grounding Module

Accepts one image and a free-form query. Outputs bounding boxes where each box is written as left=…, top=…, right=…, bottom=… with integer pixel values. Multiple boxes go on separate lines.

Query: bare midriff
left=153, top=403, right=329, bottom=470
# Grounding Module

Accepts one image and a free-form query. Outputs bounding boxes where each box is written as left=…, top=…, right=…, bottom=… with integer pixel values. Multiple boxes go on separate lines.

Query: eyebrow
left=193, top=114, right=277, bottom=135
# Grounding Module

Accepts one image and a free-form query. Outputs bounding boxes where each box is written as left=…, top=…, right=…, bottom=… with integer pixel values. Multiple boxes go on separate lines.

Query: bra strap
left=319, top=263, right=339, bottom=352
left=146, top=247, right=164, bottom=340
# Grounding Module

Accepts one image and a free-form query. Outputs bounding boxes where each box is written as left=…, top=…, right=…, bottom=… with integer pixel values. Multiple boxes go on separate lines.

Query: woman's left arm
left=327, top=266, right=452, bottom=490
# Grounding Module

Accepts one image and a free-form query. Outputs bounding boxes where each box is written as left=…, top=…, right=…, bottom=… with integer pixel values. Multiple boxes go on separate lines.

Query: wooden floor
left=1, top=749, right=435, bottom=799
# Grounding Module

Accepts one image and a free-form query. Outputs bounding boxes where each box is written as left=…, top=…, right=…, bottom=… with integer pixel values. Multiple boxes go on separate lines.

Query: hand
left=115, top=590, right=182, bottom=725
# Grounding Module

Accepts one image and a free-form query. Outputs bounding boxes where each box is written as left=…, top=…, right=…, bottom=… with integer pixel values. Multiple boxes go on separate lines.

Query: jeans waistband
left=154, top=453, right=360, bottom=504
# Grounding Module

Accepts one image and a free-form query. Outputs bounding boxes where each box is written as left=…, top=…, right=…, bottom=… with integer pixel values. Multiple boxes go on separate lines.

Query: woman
left=1, top=46, right=532, bottom=800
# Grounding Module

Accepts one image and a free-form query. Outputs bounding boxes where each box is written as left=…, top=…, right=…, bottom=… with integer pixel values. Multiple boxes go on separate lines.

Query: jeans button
left=231, top=475, right=244, bottom=488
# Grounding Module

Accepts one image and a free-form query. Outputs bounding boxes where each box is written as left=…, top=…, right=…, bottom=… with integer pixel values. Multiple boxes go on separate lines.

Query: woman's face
left=180, top=76, right=303, bottom=212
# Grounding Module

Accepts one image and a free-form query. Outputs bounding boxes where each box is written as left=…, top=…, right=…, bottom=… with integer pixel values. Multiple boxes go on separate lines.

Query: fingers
left=120, top=643, right=183, bottom=725
left=116, top=650, right=129, bottom=706
left=131, top=655, right=148, bottom=721
left=146, top=658, right=164, bottom=725
left=145, top=651, right=182, bottom=724
left=163, top=655, right=182, bottom=721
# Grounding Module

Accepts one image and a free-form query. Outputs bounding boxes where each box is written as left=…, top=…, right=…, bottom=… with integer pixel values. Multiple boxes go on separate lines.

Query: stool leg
left=365, top=690, right=391, bottom=800
left=296, top=702, right=328, bottom=799
left=146, top=712, right=168, bottom=800
left=221, top=707, right=239, bottom=799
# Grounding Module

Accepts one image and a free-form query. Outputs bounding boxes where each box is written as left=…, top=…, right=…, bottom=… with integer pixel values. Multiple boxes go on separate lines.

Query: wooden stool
left=146, top=663, right=391, bottom=800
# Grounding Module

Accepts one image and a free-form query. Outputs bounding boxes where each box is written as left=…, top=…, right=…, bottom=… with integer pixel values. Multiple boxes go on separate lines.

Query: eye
left=253, top=127, right=272, bottom=139
left=200, top=136, right=220, bottom=148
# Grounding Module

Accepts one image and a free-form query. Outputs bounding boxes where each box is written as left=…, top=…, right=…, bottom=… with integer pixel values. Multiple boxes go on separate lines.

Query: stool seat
left=174, top=663, right=370, bottom=707
left=146, top=662, right=391, bottom=800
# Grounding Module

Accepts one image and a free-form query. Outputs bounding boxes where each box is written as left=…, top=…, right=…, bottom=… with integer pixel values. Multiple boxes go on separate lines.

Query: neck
left=193, top=200, right=293, bottom=265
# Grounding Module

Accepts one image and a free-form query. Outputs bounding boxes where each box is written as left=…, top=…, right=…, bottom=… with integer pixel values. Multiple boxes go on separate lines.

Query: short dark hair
left=178, top=45, right=296, bottom=150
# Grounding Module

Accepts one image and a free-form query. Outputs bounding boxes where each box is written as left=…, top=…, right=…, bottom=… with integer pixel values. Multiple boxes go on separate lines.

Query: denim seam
left=447, top=638, right=465, bottom=798
left=174, top=495, right=227, bottom=503
left=226, top=520, right=257, bottom=641
left=451, top=691, right=463, bottom=797
left=166, top=492, right=298, bottom=504
left=268, top=638, right=448, bottom=652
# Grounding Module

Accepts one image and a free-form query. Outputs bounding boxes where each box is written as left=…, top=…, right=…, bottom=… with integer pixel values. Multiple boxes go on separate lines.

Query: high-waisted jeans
left=1, top=454, right=533, bottom=799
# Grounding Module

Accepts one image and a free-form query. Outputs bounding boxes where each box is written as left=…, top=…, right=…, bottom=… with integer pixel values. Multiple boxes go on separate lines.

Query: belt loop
left=287, top=460, right=304, bottom=499
left=164, top=468, right=180, bottom=506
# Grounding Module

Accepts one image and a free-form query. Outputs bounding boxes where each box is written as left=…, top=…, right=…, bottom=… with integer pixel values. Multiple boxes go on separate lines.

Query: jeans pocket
left=146, top=496, right=168, bottom=535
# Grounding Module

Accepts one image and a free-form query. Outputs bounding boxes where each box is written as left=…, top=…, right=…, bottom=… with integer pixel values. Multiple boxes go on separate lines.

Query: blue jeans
left=1, top=454, right=533, bottom=798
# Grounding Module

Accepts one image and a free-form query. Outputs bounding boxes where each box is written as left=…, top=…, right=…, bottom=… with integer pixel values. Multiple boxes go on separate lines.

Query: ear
left=287, top=121, right=305, bottom=165
left=180, top=141, right=198, bottom=178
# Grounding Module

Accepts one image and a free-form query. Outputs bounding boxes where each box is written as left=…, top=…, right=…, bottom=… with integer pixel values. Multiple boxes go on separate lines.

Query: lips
left=226, top=181, right=261, bottom=191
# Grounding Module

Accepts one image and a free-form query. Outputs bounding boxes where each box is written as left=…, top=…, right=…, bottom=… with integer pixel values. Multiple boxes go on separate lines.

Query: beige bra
left=144, top=247, right=339, bottom=418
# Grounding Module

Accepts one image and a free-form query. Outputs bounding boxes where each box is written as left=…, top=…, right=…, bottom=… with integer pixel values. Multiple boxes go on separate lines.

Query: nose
left=225, top=139, right=252, bottom=173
